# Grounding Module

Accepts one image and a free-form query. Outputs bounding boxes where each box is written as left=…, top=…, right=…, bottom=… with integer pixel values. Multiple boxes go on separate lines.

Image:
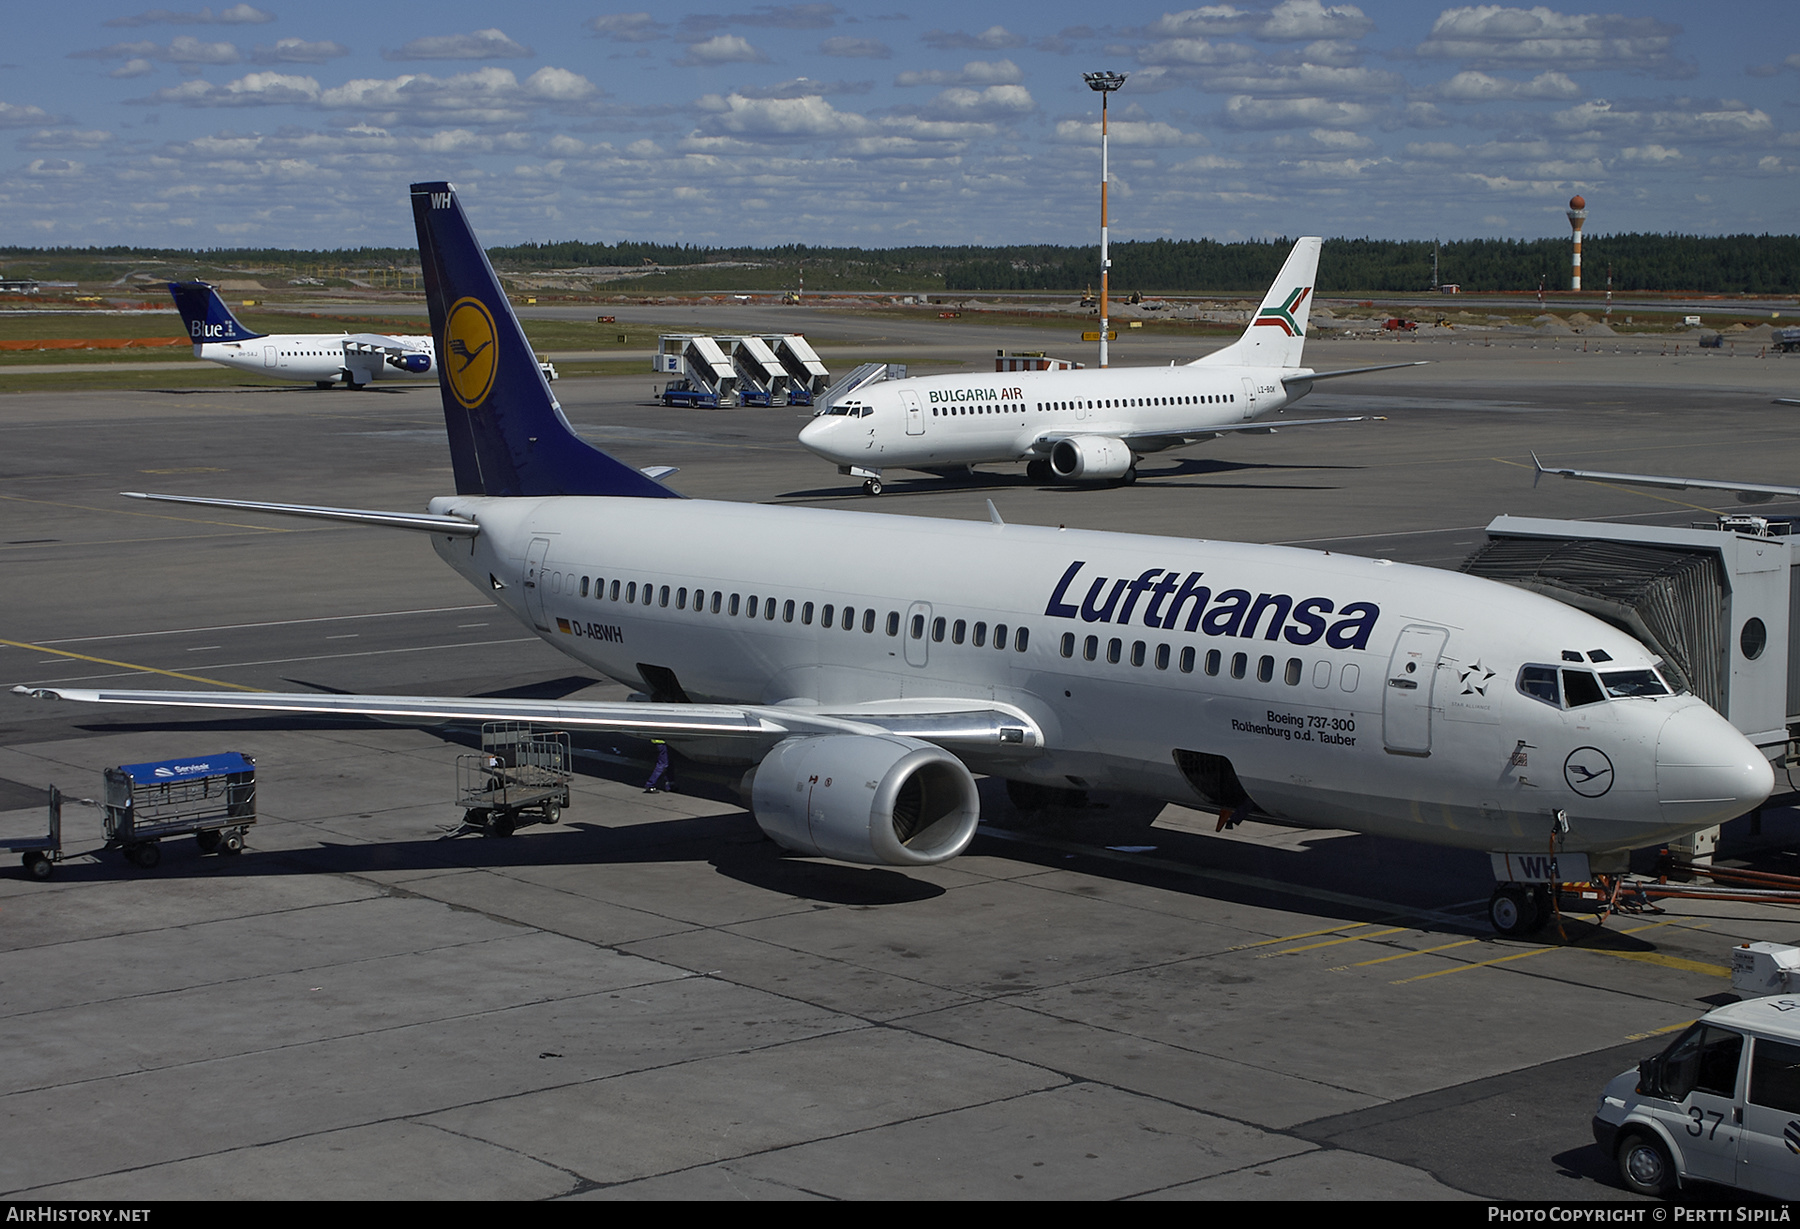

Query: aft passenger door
left=522, top=537, right=552, bottom=632
left=900, top=389, right=924, bottom=436
left=1383, top=624, right=1448, bottom=756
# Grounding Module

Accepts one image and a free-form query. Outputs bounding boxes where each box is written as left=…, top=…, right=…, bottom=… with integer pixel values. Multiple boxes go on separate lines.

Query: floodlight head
left=1083, top=71, right=1127, bottom=93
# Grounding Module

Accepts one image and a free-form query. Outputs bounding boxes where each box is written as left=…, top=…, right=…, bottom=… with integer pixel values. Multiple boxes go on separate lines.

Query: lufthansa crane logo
left=444, top=296, right=497, bottom=409
left=1563, top=747, right=1615, bottom=798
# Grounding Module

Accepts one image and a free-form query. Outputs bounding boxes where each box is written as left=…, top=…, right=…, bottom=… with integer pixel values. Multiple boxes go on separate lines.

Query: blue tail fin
left=409, top=181, right=679, bottom=500
left=168, top=281, right=265, bottom=343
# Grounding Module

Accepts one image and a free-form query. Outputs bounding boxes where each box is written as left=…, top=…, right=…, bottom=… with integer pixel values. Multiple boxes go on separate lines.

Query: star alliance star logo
left=1459, top=660, right=1495, bottom=696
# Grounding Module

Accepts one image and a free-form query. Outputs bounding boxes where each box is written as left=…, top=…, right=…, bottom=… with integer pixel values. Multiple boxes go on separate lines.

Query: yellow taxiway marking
left=2, top=638, right=266, bottom=692
left=1353, top=937, right=1483, bottom=967
left=1229, top=922, right=1380, bottom=952
left=1391, top=945, right=1558, bottom=983
left=1260, top=926, right=1408, bottom=958
left=1626, top=1020, right=1697, bottom=1043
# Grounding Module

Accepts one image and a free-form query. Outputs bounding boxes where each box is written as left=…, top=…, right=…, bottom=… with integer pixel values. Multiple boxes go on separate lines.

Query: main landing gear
left=862, top=477, right=883, bottom=496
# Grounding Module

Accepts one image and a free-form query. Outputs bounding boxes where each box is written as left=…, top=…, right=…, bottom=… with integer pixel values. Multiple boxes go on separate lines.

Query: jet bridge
left=1463, top=515, right=1800, bottom=855
left=720, top=335, right=789, bottom=406
left=768, top=334, right=829, bottom=406
left=654, top=334, right=738, bottom=407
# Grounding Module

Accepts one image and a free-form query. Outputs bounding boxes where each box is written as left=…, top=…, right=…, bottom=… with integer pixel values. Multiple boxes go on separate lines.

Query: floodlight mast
left=1084, top=70, right=1126, bottom=368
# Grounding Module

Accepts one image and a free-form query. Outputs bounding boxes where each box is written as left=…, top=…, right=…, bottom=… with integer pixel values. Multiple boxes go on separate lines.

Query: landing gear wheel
left=1617, top=1133, right=1674, bottom=1197
left=22, top=853, right=51, bottom=880
left=196, top=830, right=222, bottom=854
left=863, top=478, right=883, bottom=496
left=1488, top=885, right=1537, bottom=936
left=1026, top=459, right=1051, bottom=483
left=315, top=380, right=333, bottom=389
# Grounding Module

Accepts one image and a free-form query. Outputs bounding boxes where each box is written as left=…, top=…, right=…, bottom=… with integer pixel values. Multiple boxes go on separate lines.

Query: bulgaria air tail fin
left=409, top=181, right=679, bottom=500
left=1190, top=236, right=1320, bottom=370
left=168, top=281, right=265, bottom=345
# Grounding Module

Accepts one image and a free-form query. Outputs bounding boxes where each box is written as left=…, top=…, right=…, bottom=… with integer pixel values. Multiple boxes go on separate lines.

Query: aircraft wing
left=121, top=492, right=480, bottom=535
left=10, top=687, right=1042, bottom=755
left=1032, top=416, right=1367, bottom=454
left=1531, top=453, right=1800, bottom=505
left=342, top=332, right=427, bottom=354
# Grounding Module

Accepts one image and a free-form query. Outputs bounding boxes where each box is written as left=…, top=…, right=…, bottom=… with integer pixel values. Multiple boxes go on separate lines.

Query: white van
left=1593, top=996, right=1800, bottom=1198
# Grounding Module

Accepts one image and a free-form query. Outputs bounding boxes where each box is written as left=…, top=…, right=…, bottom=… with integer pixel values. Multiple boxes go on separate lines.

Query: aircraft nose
left=1655, top=705, right=1774, bottom=828
left=797, top=415, right=840, bottom=459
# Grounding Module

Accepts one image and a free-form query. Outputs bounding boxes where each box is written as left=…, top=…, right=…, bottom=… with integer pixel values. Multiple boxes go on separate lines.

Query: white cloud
left=17, top=128, right=113, bottom=150
left=384, top=30, right=533, bottom=62
left=922, top=26, right=1026, bottom=51
left=820, top=37, right=890, bottom=59
left=252, top=39, right=351, bottom=65
left=106, top=5, right=271, bottom=26
left=919, top=85, right=1034, bottom=121
left=1436, top=70, right=1582, bottom=101
left=1135, top=38, right=1256, bottom=67
left=1053, top=118, right=1208, bottom=146
left=1619, top=144, right=1681, bottom=163
left=140, top=71, right=321, bottom=106
left=1147, top=2, right=1370, bottom=42
left=1552, top=99, right=1773, bottom=141
left=895, top=59, right=1022, bottom=87
left=110, top=59, right=157, bottom=78
left=1222, top=95, right=1379, bottom=128
left=698, top=92, right=872, bottom=138
left=71, top=36, right=240, bottom=65
left=1417, top=6, right=1682, bottom=72
left=1201, top=63, right=1404, bottom=97
left=676, top=35, right=771, bottom=66
left=587, top=14, right=669, bottom=42
left=0, top=101, right=57, bottom=128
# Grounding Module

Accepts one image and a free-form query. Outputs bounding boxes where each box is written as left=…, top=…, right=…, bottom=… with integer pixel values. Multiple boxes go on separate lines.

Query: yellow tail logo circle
left=445, top=297, right=497, bottom=408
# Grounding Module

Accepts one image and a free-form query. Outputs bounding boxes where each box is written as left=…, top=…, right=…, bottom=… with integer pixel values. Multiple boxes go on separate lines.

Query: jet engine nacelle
left=388, top=352, right=432, bottom=374
left=1050, top=436, right=1134, bottom=481
left=749, top=734, right=981, bottom=866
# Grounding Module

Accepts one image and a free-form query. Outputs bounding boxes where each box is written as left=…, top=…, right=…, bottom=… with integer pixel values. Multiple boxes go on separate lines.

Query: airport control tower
left=1567, top=194, right=1586, bottom=291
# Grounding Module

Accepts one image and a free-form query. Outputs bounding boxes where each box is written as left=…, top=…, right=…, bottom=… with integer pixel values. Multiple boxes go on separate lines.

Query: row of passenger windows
left=1058, top=632, right=1362, bottom=692
left=553, top=571, right=1034, bottom=651
left=930, top=393, right=1235, bottom=418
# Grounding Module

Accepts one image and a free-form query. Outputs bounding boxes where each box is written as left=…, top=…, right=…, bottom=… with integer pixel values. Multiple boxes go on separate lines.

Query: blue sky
left=2, top=2, right=1794, bottom=249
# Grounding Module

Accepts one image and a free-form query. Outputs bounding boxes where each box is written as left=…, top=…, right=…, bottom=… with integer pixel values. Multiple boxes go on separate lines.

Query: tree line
left=4, top=232, right=1795, bottom=294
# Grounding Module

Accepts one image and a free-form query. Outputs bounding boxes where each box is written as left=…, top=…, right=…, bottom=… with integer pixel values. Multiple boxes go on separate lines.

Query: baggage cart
left=456, top=722, right=571, bottom=837
left=1, top=785, right=63, bottom=880
left=103, top=752, right=256, bottom=869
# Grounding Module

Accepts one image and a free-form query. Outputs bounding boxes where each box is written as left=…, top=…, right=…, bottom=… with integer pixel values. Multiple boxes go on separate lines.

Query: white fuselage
left=196, top=333, right=436, bottom=385
left=798, top=362, right=1298, bottom=473
left=425, top=494, right=1770, bottom=856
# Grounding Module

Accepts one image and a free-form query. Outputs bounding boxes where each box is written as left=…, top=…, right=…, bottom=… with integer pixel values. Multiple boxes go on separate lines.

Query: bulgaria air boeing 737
left=800, top=238, right=1423, bottom=494
left=17, top=182, right=1771, bottom=937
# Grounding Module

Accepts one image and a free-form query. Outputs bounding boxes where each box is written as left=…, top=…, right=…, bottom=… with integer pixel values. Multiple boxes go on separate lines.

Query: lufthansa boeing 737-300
left=16, top=183, right=1771, bottom=937
left=170, top=280, right=436, bottom=389
left=799, top=238, right=1423, bottom=494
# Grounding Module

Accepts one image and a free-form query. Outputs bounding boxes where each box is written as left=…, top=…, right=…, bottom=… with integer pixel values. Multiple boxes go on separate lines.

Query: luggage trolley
left=2, top=785, right=64, bottom=880
left=103, top=753, right=256, bottom=869
left=456, top=722, right=571, bottom=837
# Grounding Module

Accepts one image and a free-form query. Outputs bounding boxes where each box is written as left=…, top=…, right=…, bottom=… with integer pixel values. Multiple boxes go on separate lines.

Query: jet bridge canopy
left=1463, top=515, right=1797, bottom=756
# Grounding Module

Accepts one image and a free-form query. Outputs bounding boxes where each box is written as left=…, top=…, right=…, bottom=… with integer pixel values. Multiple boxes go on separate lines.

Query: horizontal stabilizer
left=1282, top=361, right=1428, bottom=386
left=122, top=492, right=480, bottom=535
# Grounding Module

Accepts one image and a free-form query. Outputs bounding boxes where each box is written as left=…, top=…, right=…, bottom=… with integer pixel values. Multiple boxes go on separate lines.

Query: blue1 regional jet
left=169, top=280, right=435, bottom=389
left=18, top=183, right=1772, bottom=937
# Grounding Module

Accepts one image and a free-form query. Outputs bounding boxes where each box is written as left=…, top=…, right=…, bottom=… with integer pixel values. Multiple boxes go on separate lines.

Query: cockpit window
left=1600, top=670, right=1671, bottom=698
left=1562, top=668, right=1606, bottom=708
left=1519, top=665, right=1560, bottom=707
